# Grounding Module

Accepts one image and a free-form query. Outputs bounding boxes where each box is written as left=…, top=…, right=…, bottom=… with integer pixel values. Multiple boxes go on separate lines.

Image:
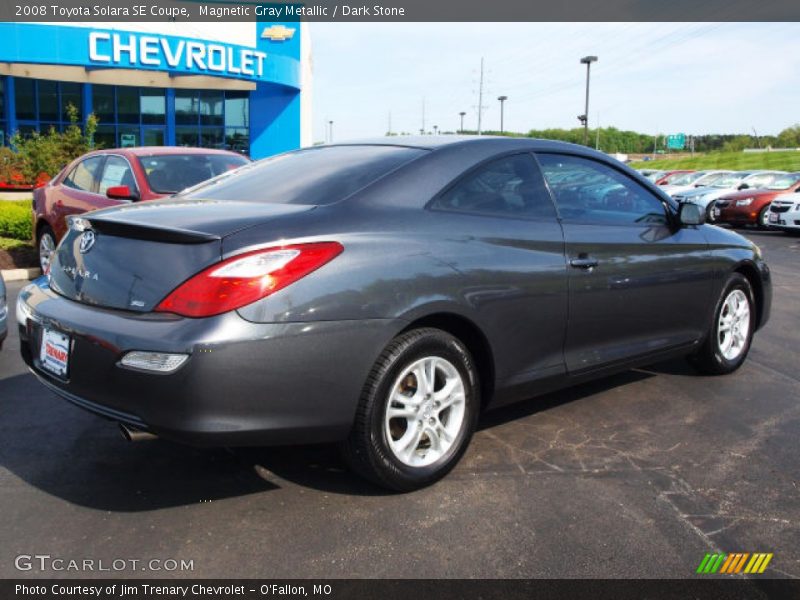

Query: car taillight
left=155, top=242, right=343, bottom=318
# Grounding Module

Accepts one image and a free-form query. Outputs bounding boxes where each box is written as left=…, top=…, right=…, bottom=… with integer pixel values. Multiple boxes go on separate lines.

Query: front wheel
left=37, top=225, right=57, bottom=274
left=342, top=328, right=480, bottom=491
left=706, top=202, right=717, bottom=223
left=689, top=273, right=756, bottom=375
left=758, top=206, right=771, bottom=230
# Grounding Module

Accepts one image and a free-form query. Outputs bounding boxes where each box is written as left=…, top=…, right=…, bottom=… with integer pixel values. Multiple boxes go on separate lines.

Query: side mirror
left=679, top=202, right=705, bottom=226
left=106, top=185, right=136, bottom=200
left=737, top=183, right=750, bottom=190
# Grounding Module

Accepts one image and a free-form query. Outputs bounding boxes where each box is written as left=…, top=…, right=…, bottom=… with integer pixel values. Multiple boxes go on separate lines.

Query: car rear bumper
left=17, top=279, right=398, bottom=446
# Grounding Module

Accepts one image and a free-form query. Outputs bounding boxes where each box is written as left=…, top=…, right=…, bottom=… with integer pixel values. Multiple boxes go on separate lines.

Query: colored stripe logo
left=697, top=553, right=773, bottom=574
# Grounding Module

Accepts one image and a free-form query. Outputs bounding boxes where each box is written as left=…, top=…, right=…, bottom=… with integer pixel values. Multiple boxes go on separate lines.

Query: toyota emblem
left=79, top=230, right=96, bottom=254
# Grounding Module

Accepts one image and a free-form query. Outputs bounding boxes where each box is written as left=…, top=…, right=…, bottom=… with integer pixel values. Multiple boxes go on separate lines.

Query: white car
left=661, top=170, right=733, bottom=196
left=673, top=171, right=786, bottom=221
left=768, top=192, right=800, bottom=234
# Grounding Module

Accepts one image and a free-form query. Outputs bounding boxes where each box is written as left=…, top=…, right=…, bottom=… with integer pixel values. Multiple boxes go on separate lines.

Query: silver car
left=660, top=170, right=734, bottom=196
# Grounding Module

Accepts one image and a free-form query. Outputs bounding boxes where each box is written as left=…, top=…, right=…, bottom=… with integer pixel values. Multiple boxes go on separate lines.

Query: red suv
left=33, top=147, right=250, bottom=272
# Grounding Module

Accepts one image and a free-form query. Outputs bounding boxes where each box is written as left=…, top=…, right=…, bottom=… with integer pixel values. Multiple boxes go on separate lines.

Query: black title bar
left=2, top=0, right=800, bottom=22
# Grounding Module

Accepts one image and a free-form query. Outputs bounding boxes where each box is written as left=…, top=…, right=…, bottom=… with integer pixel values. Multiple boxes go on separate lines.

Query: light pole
left=459, top=111, right=466, bottom=134
left=497, top=96, right=507, bottom=134
left=328, top=120, right=334, bottom=143
left=433, top=125, right=438, bottom=135
left=579, top=55, right=597, bottom=146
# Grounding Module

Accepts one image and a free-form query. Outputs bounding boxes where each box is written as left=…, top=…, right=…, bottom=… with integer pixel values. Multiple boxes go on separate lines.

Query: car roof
left=92, top=146, right=248, bottom=158
left=326, top=135, right=597, bottom=154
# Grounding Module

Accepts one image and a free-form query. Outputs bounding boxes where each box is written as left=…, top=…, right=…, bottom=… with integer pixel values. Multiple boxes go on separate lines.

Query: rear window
left=140, top=154, right=250, bottom=194
left=181, top=145, right=426, bottom=205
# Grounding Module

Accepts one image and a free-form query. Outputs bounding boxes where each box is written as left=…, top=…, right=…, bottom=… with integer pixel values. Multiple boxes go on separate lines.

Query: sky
left=309, top=22, right=800, bottom=143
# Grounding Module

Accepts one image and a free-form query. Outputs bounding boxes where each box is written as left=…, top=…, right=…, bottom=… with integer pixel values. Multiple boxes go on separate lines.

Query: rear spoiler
left=84, top=217, right=221, bottom=244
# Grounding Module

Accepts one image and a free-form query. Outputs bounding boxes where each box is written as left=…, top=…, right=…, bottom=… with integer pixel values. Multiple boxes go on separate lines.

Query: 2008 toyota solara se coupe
left=18, top=137, right=771, bottom=491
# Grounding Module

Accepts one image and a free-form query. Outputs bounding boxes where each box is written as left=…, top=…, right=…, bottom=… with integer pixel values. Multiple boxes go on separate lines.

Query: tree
left=777, top=125, right=800, bottom=148
left=9, top=103, right=98, bottom=185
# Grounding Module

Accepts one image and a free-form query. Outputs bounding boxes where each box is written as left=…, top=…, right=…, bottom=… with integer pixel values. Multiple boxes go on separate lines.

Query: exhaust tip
left=119, top=423, right=157, bottom=442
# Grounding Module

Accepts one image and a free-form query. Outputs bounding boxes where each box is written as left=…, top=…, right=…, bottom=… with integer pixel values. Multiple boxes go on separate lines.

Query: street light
left=433, top=125, right=438, bottom=135
left=328, top=120, right=334, bottom=143
left=497, top=96, right=508, bottom=134
left=579, top=55, right=597, bottom=146
left=459, top=111, right=466, bottom=134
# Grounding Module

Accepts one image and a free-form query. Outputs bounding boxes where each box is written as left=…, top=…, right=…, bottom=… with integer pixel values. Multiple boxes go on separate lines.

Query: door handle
left=569, top=256, right=599, bottom=270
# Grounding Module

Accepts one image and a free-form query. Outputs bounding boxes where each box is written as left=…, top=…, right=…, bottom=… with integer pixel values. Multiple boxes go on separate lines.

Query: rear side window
left=140, top=154, right=249, bottom=194
left=431, top=153, right=556, bottom=219
left=63, top=156, right=104, bottom=192
left=182, top=146, right=426, bottom=205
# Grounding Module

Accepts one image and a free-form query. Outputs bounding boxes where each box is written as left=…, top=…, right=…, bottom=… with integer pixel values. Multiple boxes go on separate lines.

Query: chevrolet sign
left=89, top=32, right=268, bottom=79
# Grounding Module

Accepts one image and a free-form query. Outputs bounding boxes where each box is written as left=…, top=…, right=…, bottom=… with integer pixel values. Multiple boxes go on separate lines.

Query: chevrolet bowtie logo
left=261, top=25, right=295, bottom=42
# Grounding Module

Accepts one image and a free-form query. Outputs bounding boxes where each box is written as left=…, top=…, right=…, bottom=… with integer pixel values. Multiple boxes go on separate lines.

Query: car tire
left=37, top=225, right=57, bottom=274
left=342, top=327, right=480, bottom=492
left=705, top=203, right=716, bottom=223
left=757, top=206, right=771, bottom=230
left=689, top=273, right=756, bottom=375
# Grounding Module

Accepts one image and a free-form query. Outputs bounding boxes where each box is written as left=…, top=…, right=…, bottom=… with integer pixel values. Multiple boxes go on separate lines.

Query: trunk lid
left=48, top=199, right=314, bottom=312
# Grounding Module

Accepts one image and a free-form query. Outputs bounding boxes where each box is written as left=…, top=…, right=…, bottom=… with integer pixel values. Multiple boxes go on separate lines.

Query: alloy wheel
left=39, top=233, right=56, bottom=274
left=717, top=289, right=751, bottom=361
left=384, top=356, right=466, bottom=467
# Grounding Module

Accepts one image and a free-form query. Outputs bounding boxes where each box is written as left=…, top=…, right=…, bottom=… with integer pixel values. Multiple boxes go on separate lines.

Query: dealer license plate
left=40, top=328, right=70, bottom=378
left=769, top=213, right=778, bottom=223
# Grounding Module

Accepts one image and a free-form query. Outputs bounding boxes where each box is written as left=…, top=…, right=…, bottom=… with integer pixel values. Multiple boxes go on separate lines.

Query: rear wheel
left=37, top=225, right=57, bottom=274
left=689, top=273, right=755, bottom=375
left=342, top=328, right=479, bottom=491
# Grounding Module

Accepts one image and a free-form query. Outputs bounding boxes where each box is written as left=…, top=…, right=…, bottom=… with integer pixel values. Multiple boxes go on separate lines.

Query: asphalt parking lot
left=0, top=229, right=798, bottom=580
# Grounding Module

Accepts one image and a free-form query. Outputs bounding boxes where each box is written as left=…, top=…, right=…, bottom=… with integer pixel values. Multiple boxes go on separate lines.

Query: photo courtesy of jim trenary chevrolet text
left=0, top=0, right=799, bottom=598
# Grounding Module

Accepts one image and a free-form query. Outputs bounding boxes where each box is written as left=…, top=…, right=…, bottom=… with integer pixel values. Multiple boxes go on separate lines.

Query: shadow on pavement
left=0, top=357, right=691, bottom=505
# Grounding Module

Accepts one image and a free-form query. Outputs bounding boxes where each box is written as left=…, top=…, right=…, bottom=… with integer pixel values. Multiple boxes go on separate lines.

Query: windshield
left=694, top=172, right=728, bottom=186
left=713, top=173, right=748, bottom=188
left=140, top=154, right=250, bottom=194
left=661, top=171, right=691, bottom=184
left=645, top=171, right=665, bottom=182
left=766, top=174, right=800, bottom=190
left=669, top=172, right=704, bottom=185
left=182, top=145, right=426, bottom=205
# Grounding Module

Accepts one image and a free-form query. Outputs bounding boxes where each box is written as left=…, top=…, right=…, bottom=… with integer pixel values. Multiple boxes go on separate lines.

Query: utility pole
left=477, top=57, right=484, bottom=135
left=459, top=111, right=466, bottom=134
left=497, top=95, right=507, bottom=134
left=579, top=56, right=598, bottom=146
left=752, top=126, right=760, bottom=149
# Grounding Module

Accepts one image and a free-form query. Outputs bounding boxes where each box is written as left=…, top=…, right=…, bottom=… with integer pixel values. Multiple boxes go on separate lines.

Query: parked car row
left=637, top=167, right=800, bottom=231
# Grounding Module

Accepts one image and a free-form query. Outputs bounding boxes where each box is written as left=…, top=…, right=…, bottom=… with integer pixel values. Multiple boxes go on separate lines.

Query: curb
left=1, top=267, right=41, bottom=282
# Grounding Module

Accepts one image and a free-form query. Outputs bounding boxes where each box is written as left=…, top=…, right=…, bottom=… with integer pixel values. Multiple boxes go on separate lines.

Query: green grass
left=0, top=236, right=32, bottom=251
left=630, top=151, right=800, bottom=172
